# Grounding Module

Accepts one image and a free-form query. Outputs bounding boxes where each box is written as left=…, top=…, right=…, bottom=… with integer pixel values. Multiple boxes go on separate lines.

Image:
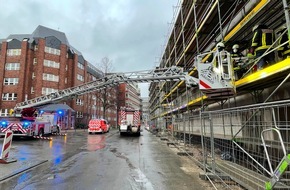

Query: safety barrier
left=0, top=130, right=17, bottom=164
left=51, top=133, right=67, bottom=136
left=32, top=136, right=52, bottom=141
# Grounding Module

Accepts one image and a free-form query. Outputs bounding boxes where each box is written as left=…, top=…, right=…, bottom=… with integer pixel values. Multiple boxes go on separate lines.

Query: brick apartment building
left=118, top=83, right=142, bottom=110
left=0, top=25, right=117, bottom=128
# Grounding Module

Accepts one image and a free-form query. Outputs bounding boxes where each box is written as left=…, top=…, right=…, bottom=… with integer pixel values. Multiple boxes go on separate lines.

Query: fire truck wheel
left=39, top=128, right=44, bottom=137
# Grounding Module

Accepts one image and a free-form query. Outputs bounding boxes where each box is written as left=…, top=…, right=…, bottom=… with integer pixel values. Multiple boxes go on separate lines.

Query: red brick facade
left=0, top=26, right=117, bottom=128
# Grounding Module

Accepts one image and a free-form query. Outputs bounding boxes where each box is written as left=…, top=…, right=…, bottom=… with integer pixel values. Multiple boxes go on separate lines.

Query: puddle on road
left=83, top=135, right=107, bottom=151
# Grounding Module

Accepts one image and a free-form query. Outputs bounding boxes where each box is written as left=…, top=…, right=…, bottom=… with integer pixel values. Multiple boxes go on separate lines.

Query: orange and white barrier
left=0, top=130, right=17, bottom=164
left=33, top=136, right=52, bottom=141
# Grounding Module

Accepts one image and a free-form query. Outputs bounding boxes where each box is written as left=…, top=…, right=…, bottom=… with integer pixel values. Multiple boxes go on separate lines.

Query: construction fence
left=167, top=99, right=290, bottom=190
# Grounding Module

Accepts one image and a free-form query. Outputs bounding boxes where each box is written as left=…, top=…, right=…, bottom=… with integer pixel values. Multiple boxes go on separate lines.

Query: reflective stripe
left=255, top=45, right=270, bottom=52
left=252, top=32, right=258, bottom=46
left=283, top=49, right=290, bottom=55
left=262, top=33, right=266, bottom=46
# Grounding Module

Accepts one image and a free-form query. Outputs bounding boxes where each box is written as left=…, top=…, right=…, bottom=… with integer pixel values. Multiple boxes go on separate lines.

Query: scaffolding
left=149, top=0, right=290, bottom=189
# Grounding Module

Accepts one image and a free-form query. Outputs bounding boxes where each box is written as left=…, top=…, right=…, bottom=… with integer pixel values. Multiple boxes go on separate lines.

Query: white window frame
left=7, top=49, right=21, bottom=56
left=0, top=109, right=8, bottom=117
left=76, top=99, right=84, bottom=106
left=76, top=111, right=83, bottom=118
left=42, top=87, right=58, bottom=95
left=4, top=78, right=19, bottom=85
left=43, top=73, right=59, bottom=82
left=44, top=46, right=60, bottom=55
left=77, top=74, right=84, bottom=82
left=33, top=58, right=37, bottom=65
left=2, top=93, right=17, bottom=101
left=5, top=63, right=20, bottom=70
left=43, top=59, right=60, bottom=68
left=31, top=87, right=35, bottom=94
left=78, top=62, right=84, bottom=70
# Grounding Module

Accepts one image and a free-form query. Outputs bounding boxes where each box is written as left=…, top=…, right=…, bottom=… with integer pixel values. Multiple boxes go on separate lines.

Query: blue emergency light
left=23, top=122, right=30, bottom=128
left=1, top=121, right=8, bottom=127
left=57, top=110, right=63, bottom=115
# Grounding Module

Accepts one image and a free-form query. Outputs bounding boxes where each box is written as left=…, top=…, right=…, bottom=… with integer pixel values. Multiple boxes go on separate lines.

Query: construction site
left=148, top=0, right=290, bottom=189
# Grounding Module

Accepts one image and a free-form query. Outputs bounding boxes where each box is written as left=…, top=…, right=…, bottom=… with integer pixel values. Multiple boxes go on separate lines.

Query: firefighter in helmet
left=216, top=42, right=225, bottom=51
left=249, top=24, right=274, bottom=71
left=231, top=44, right=245, bottom=80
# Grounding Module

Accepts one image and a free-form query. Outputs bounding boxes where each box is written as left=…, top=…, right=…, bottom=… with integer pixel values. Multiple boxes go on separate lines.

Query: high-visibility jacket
left=251, top=28, right=274, bottom=52
left=278, top=29, right=290, bottom=57
left=231, top=51, right=244, bottom=70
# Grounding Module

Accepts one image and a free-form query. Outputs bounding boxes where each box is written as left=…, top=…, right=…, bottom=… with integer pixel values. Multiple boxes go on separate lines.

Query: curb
left=0, top=160, right=48, bottom=182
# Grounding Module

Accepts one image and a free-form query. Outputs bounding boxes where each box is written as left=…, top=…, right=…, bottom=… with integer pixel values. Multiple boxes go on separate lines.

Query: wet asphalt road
left=0, top=129, right=207, bottom=190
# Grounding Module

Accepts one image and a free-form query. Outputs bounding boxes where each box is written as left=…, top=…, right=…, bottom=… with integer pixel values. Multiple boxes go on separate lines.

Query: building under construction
left=149, top=0, right=290, bottom=189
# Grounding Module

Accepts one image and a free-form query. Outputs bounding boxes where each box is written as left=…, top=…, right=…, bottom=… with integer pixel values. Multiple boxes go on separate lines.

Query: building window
left=31, top=87, right=35, bottom=94
left=42, top=87, right=57, bottom=95
left=76, top=99, right=84, bottom=106
left=45, top=46, right=60, bottom=55
left=76, top=111, right=83, bottom=118
left=7, top=49, right=21, bottom=56
left=0, top=109, right=8, bottom=117
left=77, top=74, right=84, bottom=82
left=78, top=62, right=84, bottom=70
left=33, top=58, right=37, bottom=65
left=2, top=93, right=17, bottom=101
left=44, top=59, right=60, bottom=68
left=5, top=63, right=20, bottom=70
left=43, top=73, right=59, bottom=82
left=4, top=78, right=19, bottom=85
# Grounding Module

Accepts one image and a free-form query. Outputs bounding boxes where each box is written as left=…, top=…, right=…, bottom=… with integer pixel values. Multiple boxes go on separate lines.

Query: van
left=88, top=119, right=110, bottom=134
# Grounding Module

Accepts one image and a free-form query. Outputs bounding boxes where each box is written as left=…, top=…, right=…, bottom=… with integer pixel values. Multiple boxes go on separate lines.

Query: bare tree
left=95, top=57, right=117, bottom=120
left=98, top=57, right=114, bottom=74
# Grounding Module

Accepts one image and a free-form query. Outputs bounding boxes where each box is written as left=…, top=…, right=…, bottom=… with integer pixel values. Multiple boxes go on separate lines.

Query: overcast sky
left=0, top=0, right=178, bottom=97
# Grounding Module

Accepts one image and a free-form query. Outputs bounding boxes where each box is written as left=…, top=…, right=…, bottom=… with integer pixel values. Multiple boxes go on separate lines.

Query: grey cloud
left=0, top=0, right=178, bottom=96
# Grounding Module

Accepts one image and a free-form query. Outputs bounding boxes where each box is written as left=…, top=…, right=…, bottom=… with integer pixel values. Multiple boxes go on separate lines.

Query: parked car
left=88, top=119, right=110, bottom=134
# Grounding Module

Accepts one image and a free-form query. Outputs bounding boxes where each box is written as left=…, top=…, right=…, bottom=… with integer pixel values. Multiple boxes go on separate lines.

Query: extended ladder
left=14, top=66, right=198, bottom=110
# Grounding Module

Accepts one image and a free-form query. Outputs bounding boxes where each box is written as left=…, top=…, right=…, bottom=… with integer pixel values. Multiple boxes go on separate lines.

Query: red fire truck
left=118, top=108, right=141, bottom=136
left=0, top=108, right=60, bottom=137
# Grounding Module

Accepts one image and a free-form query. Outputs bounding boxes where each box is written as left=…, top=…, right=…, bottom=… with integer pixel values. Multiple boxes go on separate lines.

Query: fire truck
left=118, top=108, right=141, bottom=136
left=0, top=108, right=60, bottom=137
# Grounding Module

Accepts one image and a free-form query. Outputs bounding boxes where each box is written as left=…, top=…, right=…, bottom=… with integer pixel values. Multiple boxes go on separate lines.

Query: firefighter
left=216, top=42, right=225, bottom=51
left=277, top=25, right=290, bottom=59
left=231, top=44, right=245, bottom=80
left=250, top=24, right=275, bottom=71
left=207, top=42, right=225, bottom=63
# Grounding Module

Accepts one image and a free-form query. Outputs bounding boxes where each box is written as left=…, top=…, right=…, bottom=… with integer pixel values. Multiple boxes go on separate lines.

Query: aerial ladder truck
left=0, top=50, right=235, bottom=137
